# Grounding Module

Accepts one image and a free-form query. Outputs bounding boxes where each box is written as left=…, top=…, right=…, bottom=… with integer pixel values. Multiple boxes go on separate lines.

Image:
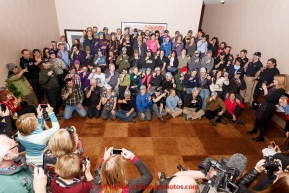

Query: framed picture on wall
left=121, top=22, right=167, bottom=34
left=64, top=29, right=83, bottom=48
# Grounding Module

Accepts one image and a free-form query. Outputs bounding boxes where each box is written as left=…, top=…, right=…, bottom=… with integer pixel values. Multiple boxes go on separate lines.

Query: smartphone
left=1, top=104, right=6, bottom=112
left=111, top=148, right=122, bottom=155
left=270, top=141, right=276, bottom=148
left=40, top=104, right=48, bottom=109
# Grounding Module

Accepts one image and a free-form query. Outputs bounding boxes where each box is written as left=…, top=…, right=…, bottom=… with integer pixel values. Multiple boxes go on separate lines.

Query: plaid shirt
left=65, top=74, right=82, bottom=87
left=61, top=85, right=84, bottom=106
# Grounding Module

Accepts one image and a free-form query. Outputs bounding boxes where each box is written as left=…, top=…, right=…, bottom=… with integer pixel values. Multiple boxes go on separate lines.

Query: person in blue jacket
left=228, top=57, right=244, bottom=79
left=83, top=30, right=97, bottom=55
left=160, top=36, right=172, bottom=57
left=136, top=85, right=152, bottom=121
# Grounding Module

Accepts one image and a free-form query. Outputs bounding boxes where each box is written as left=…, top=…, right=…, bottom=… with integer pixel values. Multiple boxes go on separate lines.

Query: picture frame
left=64, top=29, right=83, bottom=48
left=121, top=22, right=168, bottom=34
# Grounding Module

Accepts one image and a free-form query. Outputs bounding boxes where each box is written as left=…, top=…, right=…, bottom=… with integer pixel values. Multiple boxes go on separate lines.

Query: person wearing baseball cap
left=151, top=87, right=167, bottom=123
left=160, top=36, right=172, bottom=57
left=188, top=50, right=201, bottom=72
left=174, top=66, right=188, bottom=102
left=103, top=27, right=110, bottom=40
left=64, top=66, right=82, bottom=87
left=160, top=29, right=169, bottom=42
left=136, top=85, right=152, bottom=122
left=205, top=91, right=227, bottom=126
left=116, top=47, right=130, bottom=73
left=49, top=49, right=67, bottom=90
left=101, top=84, right=117, bottom=120
left=131, top=28, right=139, bottom=44
left=184, top=68, right=199, bottom=94
left=116, top=89, right=137, bottom=123
left=163, top=72, right=175, bottom=95
left=93, top=48, right=107, bottom=72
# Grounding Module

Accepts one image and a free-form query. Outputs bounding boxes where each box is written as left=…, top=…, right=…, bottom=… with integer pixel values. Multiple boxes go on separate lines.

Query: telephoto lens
left=177, top=164, right=184, bottom=171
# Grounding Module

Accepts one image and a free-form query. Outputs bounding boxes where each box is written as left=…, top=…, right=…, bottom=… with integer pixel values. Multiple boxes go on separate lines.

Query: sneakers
left=185, top=115, right=192, bottom=121
left=158, top=117, right=166, bottom=123
left=199, top=116, right=202, bottom=120
left=210, top=118, right=217, bottom=126
left=220, top=118, right=227, bottom=124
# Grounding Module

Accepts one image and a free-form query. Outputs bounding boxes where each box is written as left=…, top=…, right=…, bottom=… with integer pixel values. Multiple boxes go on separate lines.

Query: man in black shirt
left=239, top=49, right=249, bottom=67
left=252, top=58, right=280, bottom=108
left=151, top=87, right=167, bottom=123
left=20, top=49, right=42, bottom=102
left=116, top=90, right=136, bottom=122
left=213, top=52, right=226, bottom=71
left=86, top=78, right=102, bottom=119
left=150, top=67, right=164, bottom=93
left=240, top=52, right=263, bottom=104
left=183, top=87, right=205, bottom=120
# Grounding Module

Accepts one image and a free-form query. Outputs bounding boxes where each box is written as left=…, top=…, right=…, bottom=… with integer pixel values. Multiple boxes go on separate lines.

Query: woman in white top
left=209, top=69, right=229, bottom=98
left=88, top=66, right=106, bottom=88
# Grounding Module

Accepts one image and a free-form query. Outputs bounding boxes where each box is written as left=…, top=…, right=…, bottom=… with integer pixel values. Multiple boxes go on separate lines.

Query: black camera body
left=80, top=156, right=89, bottom=167
left=263, top=156, right=280, bottom=172
left=66, top=126, right=74, bottom=134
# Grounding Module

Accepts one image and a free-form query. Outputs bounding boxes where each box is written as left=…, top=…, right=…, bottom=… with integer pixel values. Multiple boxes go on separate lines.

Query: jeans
left=88, top=106, right=101, bottom=118
left=116, top=110, right=136, bottom=122
left=199, top=88, right=210, bottom=110
left=151, top=103, right=167, bottom=117
left=102, top=108, right=116, bottom=120
left=64, top=104, right=87, bottom=120
left=176, top=89, right=187, bottom=102
left=137, top=108, right=152, bottom=121
left=167, top=67, right=177, bottom=73
left=186, top=88, right=193, bottom=95
left=45, top=87, right=61, bottom=114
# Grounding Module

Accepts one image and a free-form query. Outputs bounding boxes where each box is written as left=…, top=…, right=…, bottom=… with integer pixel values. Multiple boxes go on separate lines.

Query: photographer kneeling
left=91, top=147, right=153, bottom=193
left=237, top=158, right=289, bottom=193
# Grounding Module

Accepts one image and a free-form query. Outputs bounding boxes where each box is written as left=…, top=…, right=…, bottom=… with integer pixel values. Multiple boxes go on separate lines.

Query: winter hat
left=6, top=63, right=17, bottom=71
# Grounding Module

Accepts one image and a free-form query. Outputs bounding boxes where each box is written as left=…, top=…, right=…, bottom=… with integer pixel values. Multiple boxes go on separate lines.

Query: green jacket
left=7, top=75, right=32, bottom=101
left=39, top=68, right=59, bottom=87
left=0, top=165, right=33, bottom=193
left=174, top=73, right=186, bottom=90
left=116, top=54, right=130, bottom=69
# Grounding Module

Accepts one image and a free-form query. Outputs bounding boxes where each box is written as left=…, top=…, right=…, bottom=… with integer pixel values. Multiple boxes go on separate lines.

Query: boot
left=167, top=114, right=173, bottom=120
left=220, top=118, right=227, bottom=124
left=158, top=117, right=166, bottom=123
left=209, top=118, right=217, bottom=126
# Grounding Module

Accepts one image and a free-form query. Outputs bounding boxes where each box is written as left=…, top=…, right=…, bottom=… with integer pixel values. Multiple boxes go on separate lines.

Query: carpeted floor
left=56, top=106, right=286, bottom=191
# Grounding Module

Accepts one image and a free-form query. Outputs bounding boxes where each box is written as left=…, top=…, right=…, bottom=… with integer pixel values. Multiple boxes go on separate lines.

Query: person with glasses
left=0, top=134, right=34, bottom=193
left=16, top=104, right=60, bottom=165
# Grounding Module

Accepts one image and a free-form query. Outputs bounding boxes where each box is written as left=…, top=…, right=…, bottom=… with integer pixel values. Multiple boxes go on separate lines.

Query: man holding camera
left=116, top=90, right=136, bottom=123
left=0, top=134, right=33, bottom=193
left=39, top=58, right=62, bottom=118
left=61, top=78, right=87, bottom=120
left=205, top=91, right=227, bottom=126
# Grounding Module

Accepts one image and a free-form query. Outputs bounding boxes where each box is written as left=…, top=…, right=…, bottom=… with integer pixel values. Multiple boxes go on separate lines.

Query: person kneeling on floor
left=116, top=90, right=137, bottom=123
left=205, top=91, right=227, bottom=126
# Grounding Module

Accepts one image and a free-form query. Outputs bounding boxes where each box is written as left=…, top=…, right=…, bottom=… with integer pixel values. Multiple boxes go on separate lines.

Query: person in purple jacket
left=71, top=45, right=84, bottom=65
left=172, top=35, right=184, bottom=56
left=79, top=66, right=90, bottom=106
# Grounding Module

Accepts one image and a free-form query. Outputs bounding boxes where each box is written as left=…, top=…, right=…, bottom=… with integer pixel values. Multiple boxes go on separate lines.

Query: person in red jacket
left=224, top=92, right=245, bottom=124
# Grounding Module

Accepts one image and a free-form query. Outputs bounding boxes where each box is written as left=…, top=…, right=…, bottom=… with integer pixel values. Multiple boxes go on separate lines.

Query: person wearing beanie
left=174, top=66, right=188, bottom=102
left=6, top=63, right=39, bottom=108
left=201, top=50, right=214, bottom=74
left=198, top=67, right=211, bottom=110
left=116, top=47, right=130, bottom=73
left=205, top=91, right=227, bottom=126
left=184, top=68, right=199, bottom=94
left=136, top=85, right=152, bottom=122
left=116, top=89, right=136, bottom=123
left=188, top=50, right=201, bottom=72
left=94, top=32, right=108, bottom=56
left=81, top=46, right=95, bottom=67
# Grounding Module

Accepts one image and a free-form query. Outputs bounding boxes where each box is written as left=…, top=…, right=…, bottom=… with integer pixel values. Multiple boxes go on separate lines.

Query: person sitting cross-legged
left=224, top=92, right=245, bottom=124
left=183, top=87, right=205, bottom=121
left=136, top=85, right=152, bottom=122
left=166, top=89, right=183, bottom=119
left=205, top=91, right=227, bottom=126
left=116, top=90, right=136, bottom=123
left=151, top=87, right=167, bottom=123
left=101, top=84, right=117, bottom=120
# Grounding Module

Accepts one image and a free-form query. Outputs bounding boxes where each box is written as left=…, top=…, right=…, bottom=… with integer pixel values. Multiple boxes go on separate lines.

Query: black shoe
left=56, top=113, right=63, bottom=117
left=167, top=114, right=173, bottom=120
left=229, top=119, right=234, bottom=123
left=247, top=130, right=258, bottom=135
left=236, top=119, right=245, bottom=125
left=220, top=118, right=227, bottom=124
left=210, top=118, right=217, bottom=126
left=158, top=117, right=166, bottom=123
left=251, top=137, right=264, bottom=142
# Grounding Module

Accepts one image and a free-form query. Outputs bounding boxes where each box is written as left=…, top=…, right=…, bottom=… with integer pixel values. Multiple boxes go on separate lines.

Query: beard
left=9, top=152, right=19, bottom=160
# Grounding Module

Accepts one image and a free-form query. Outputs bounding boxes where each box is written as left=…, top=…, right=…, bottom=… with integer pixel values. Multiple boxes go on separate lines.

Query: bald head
left=168, top=175, right=198, bottom=193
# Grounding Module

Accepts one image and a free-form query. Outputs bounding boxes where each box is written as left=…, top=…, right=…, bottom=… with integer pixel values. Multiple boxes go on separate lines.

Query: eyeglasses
left=9, top=142, right=19, bottom=151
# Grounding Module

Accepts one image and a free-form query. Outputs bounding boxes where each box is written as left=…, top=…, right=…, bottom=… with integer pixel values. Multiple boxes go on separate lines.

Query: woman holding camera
left=247, top=74, right=287, bottom=142
left=237, top=159, right=289, bottom=193
left=91, top=147, right=153, bottom=193
left=16, top=104, right=60, bottom=165
left=51, top=153, right=93, bottom=193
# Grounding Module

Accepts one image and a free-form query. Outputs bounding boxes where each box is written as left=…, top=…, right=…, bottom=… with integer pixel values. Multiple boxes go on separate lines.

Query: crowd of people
left=0, top=26, right=289, bottom=193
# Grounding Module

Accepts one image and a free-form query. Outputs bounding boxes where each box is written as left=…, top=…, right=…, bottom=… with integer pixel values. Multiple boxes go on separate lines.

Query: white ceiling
left=203, top=0, right=238, bottom=5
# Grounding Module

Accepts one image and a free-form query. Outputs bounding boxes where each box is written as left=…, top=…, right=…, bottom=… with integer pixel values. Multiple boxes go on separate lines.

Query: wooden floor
left=56, top=106, right=286, bottom=190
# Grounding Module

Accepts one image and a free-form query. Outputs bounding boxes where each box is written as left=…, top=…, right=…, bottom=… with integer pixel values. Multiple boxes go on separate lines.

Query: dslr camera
left=263, top=156, right=280, bottom=172
left=65, top=126, right=74, bottom=134
left=80, top=156, right=89, bottom=167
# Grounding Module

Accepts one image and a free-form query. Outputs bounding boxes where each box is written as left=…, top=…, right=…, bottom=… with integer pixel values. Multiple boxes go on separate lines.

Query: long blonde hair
left=48, top=129, right=73, bottom=157
left=100, top=155, right=127, bottom=193
left=274, top=74, right=287, bottom=90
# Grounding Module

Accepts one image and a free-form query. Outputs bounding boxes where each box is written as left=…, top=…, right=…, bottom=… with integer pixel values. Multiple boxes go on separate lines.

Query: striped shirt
left=17, top=113, right=60, bottom=164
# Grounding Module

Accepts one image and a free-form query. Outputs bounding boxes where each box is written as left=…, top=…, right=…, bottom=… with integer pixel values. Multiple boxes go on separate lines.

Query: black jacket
left=140, top=56, right=155, bottom=69
left=237, top=168, right=261, bottom=193
left=223, top=77, right=246, bottom=94
left=184, top=94, right=202, bottom=112
left=167, top=57, right=179, bottom=69
left=20, top=57, right=39, bottom=79
left=129, top=56, right=141, bottom=69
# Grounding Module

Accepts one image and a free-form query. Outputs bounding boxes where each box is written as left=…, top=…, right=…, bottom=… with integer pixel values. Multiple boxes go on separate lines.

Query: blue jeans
left=137, top=108, right=152, bottom=121
left=167, top=67, right=177, bottom=73
left=116, top=110, right=136, bottom=122
left=186, top=88, right=193, bottom=94
left=199, top=88, right=210, bottom=110
left=64, top=105, right=87, bottom=120
left=200, top=53, right=205, bottom=58
left=151, top=103, right=167, bottom=117
left=88, top=106, right=101, bottom=118
left=102, top=108, right=116, bottom=120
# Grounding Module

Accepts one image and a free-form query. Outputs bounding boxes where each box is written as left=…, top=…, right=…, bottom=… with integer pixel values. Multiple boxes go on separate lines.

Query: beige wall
left=54, top=0, right=203, bottom=38
left=201, top=0, right=289, bottom=75
left=0, top=0, right=60, bottom=85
